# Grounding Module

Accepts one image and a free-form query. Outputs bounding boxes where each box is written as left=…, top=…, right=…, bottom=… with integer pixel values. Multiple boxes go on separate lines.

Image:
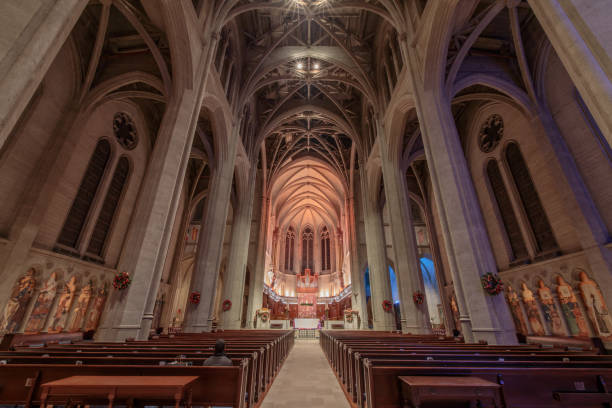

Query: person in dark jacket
left=203, top=339, right=233, bottom=366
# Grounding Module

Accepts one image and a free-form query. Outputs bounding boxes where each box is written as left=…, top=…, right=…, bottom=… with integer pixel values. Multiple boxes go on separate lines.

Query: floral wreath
left=344, top=310, right=354, bottom=323
left=481, top=272, right=504, bottom=296
left=258, top=309, right=270, bottom=322
left=222, top=299, right=232, bottom=311
left=382, top=300, right=393, bottom=312
left=189, top=291, right=201, bottom=305
left=413, top=291, right=424, bottom=305
left=112, top=272, right=131, bottom=290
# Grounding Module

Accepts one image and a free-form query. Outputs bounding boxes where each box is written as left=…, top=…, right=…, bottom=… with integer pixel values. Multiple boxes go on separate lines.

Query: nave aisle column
left=406, top=80, right=517, bottom=344
left=182, top=128, right=238, bottom=332
left=0, top=0, right=88, bottom=151
left=220, top=167, right=257, bottom=329
left=378, top=128, right=431, bottom=334
left=346, top=196, right=368, bottom=328
left=245, top=195, right=269, bottom=328
left=359, top=167, right=395, bottom=331
left=528, top=0, right=612, bottom=149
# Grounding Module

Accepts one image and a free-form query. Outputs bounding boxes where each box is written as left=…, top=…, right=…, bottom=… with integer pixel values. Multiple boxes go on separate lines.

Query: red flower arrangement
left=413, top=291, right=424, bottom=305
left=189, top=291, right=201, bottom=305
left=481, top=272, right=504, bottom=295
left=112, top=271, right=131, bottom=290
left=382, top=300, right=393, bottom=312
left=222, top=299, right=232, bottom=311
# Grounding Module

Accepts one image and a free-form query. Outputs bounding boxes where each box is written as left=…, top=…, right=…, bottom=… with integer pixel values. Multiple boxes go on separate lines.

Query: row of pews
left=0, top=330, right=293, bottom=407
left=321, top=330, right=612, bottom=408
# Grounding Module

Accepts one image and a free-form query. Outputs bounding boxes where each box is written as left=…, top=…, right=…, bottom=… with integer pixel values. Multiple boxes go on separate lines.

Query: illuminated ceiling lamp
left=296, top=61, right=304, bottom=70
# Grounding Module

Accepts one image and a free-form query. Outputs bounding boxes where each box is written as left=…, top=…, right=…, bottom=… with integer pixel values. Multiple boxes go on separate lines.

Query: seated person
left=203, top=339, right=233, bottom=366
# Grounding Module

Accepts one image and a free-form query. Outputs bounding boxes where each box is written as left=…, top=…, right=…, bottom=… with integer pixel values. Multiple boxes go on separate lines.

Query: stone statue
left=505, top=285, right=528, bottom=335
left=536, top=280, right=565, bottom=337
left=555, top=276, right=589, bottom=337
left=68, top=281, right=93, bottom=332
left=0, top=268, right=36, bottom=334
left=577, top=271, right=612, bottom=338
left=49, top=276, right=77, bottom=332
left=25, top=272, right=58, bottom=333
left=85, top=286, right=107, bottom=331
left=520, top=282, right=545, bottom=336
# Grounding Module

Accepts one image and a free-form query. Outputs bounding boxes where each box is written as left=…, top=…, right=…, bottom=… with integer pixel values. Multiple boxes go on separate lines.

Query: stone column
left=378, top=128, right=431, bottom=334
left=220, top=167, right=257, bottom=329
left=528, top=0, right=612, bottom=148
left=359, top=166, right=395, bottom=331
left=0, top=0, right=88, bottom=150
left=182, top=127, right=238, bottom=332
left=347, top=196, right=368, bottom=328
left=246, top=193, right=269, bottom=328
left=407, top=80, right=517, bottom=343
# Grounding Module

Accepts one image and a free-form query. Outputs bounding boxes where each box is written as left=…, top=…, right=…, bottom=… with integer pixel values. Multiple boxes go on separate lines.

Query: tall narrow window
left=87, top=156, right=130, bottom=257
left=57, top=140, right=111, bottom=249
left=302, top=227, right=313, bottom=271
left=486, top=160, right=528, bottom=261
left=321, top=227, right=331, bottom=270
left=284, top=227, right=295, bottom=271
left=505, top=143, right=558, bottom=254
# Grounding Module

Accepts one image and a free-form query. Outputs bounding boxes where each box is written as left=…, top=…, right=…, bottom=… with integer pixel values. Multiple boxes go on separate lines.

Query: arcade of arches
left=1, top=0, right=612, bottom=352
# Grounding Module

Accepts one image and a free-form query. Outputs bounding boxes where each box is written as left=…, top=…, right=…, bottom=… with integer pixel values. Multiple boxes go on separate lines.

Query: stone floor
left=260, top=339, right=350, bottom=408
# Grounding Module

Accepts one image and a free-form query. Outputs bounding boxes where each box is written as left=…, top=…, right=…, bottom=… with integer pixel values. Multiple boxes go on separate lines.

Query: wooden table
left=40, top=375, right=198, bottom=408
left=398, top=376, right=503, bottom=408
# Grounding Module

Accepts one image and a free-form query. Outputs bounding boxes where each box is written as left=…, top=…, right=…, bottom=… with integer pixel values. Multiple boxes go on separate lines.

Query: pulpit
left=297, top=269, right=318, bottom=318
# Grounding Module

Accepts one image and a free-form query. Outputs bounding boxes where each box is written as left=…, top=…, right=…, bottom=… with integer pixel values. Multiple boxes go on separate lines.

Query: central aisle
left=261, top=340, right=350, bottom=408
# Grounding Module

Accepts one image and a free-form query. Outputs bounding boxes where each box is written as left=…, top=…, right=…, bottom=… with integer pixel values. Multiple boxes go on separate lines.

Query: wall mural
left=502, top=271, right=611, bottom=339
left=520, top=282, right=545, bottom=336
left=69, top=281, right=93, bottom=332
left=25, top=272, right=58, bottom=333
left=49, top=276, right=77, bottom=333
left=536, top=280, right=566, bottom=336
left=0, top=268, right=36, bottom=334
left=505, top=285, right=528, bottom=335
left=556, top=275, right=589, bottom=337
left=578, top=271, right=612, bottom=339
left=85, top=286, right=108, bottom=331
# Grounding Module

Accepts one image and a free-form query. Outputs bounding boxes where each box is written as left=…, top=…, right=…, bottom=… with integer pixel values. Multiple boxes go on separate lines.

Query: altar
left=294, top=318, right=319, bottom=329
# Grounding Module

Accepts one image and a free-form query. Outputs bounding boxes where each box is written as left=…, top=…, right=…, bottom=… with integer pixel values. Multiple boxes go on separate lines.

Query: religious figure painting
left=85, top=286, right=108, bottom=332
left=505, top=285, right=528, bottom=335
left=48, top=276, right=77, bottom=333
left=536, top=280, right=566, bottom=337
left=577, top=271, right=612, bottom=339
left=25, top=272, right=58, bottom=333
left=68, top=281, right=93, bottom=332
left=555, top=276, right=589, bottom=337
left=0, top=268, right=36, bottom=334
left=520, top=282, right=545, bottom=336
left=449, top=295, right=461, bottom=332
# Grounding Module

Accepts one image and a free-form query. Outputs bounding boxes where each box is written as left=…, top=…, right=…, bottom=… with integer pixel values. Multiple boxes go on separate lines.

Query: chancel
left=1, top=0, right=612, bottom=407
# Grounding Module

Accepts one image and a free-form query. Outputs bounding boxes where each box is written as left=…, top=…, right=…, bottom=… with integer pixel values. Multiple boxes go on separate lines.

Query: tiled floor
left=260, top=340, right=350, bottom=408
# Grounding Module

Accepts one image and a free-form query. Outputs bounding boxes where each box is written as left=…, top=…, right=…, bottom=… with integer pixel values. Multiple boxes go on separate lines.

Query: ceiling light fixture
left=313, top=62, right=320, bottom=70
left=296, top=62, right=304, bottom=69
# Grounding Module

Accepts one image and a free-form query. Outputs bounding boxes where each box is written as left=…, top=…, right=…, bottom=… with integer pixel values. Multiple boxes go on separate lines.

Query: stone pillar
left=378, top=128, right=431, bottom=334
left=347, top=196, right=368, bottom=328
left=359, top=167, right=395, bottom=331
left=0, top=0, right=88, bottom=150
left=182, top=130, right=238, bottom=332
left=528, top=0, right=612, bottom=148
left=246, top=194, right=269, bottom=328
left=97, top=88, right=204, bottom=341
left=220, top=167, right=257, bottom=329
left=407, top=82, right=517, bottom=344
